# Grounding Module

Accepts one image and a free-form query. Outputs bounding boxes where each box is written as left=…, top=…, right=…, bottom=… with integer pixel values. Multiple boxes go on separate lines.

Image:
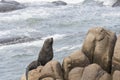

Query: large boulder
left=68, top=67, right=84, bottom=80
left=62, top=50, right=90, bottom=80
left=112, top=70, right=120, bottom=80
left=21, top=66, right=43, bottom=80
left=99, top=73, right=111, bottom=80
left=21, top=61, right=63, bottom=80
left=39, top=60, right=64, bottom=80
left=82, top=27, right=117, bottom=73
left=68, top=64, right=111, bottom=80
left=41, top=77, right=54, bottom=80
left=81, top=64, right=111, bottom=80
left=0, top=0, right=25, bottom=12
left=112, top=35, right=120, bottom=73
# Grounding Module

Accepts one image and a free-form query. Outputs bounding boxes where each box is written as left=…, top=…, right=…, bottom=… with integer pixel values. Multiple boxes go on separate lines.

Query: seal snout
left=50, top=37, right=53, bottom=42
left=45, top=37, right=53, bottom=44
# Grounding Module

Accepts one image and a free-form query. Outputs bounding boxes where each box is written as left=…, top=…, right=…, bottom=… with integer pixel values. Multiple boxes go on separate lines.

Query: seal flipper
left=26, top=60, right=38, bottom=80
left=26, top=67, right=29, bottom=80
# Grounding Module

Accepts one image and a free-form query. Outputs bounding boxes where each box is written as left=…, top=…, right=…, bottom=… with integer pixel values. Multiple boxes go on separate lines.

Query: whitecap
left=15, top=0, right=85, bottom=4
left=102, top=12, right=120, bottom=17
left=94, top=0, right=117, bottom=6
left=55, top=46, right=69, bottom=52
left=0, top=38, right=43, bottom=49
left=55, top=44, right=82, bottom=52
left=0, top=7, right=50, bottom=22
left=0, top=30, right=11, bottom=37
left=42, top=34, right=66, bottom=40
left=70, top=44, right=83, bottom=50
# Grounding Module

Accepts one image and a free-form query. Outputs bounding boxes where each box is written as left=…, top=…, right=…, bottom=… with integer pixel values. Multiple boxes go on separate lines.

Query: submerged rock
left=1, top=0, right=20, bottom=5
left=0, top=0, right=26, bottom=12
left=112, top=0, right=120, bottom=7
left=52, top=1, right=67, bottom=6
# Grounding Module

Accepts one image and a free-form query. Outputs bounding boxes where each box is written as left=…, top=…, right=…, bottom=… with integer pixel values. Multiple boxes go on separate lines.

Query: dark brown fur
left=26, top=60, right=38, bottom=80
left=37, top=37, right=53, bottom=65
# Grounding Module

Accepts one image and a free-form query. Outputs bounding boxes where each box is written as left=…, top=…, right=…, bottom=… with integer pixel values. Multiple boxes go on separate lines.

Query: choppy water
left=0, top=0, right=120, bottom=80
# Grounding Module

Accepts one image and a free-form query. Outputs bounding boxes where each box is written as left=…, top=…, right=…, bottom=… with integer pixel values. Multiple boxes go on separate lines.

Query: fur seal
left=26, top=37, right=53, bottom=80
left=37, top=37, right=53, bottom=66
left=26, top=60, right=38, bottom=80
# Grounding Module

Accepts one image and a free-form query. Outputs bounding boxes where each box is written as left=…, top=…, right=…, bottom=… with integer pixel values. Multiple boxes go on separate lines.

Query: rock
left=112, top=0, right=120, bottom=7
left=0, top=36, right=37, bottom=46
left=28, top=66, right=43, bottom=80
left=21, top=74, right=26, bottom=80
left=112, top=70, right=120, bottom=80
left=68, top=64, right=111, bottom=80
left=52, top=1, right=67, bottom=6
left=112, top=35, right=120, bottom=73
left=26, top=60, right=38, bottom=80
left=42, top=77, right=54, bottom=80
left=99, top=73, right=111, bottom=80
left=68, top=67, right=84, bottom=80
left=81, top=64, right=111, bottom=80
left=1, top=0, right=20, bottom=5
left=82, top=27, right=117, bottom=73
left=21, top=66, right=43, bottom=80
left=39, top=60, right=64, bottom=80
left=0, top=0, right=25, bottom=12
left=62, top=50, right=90, bottom=80
left=21, top=61, right=63, bottom=80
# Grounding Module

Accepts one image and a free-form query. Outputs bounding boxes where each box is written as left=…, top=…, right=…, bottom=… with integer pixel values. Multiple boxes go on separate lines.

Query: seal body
left=37, top=37, right=53, bottom=66
left=26, top=60, right=38, bottom=80
left=25, top=37, right=53, bottom=80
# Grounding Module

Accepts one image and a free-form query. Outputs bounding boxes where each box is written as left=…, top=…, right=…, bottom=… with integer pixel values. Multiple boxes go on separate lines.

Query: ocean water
left=0, top=0, right=120, bottom=80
